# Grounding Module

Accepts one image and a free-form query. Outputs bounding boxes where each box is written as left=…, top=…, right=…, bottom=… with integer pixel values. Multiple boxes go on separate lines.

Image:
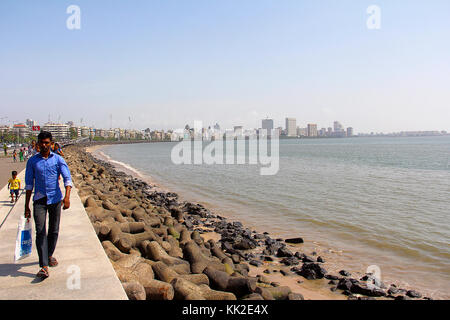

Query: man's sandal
left=49, top=256, right=58, bottom=267
left=36, top=267, right=49, bottom=279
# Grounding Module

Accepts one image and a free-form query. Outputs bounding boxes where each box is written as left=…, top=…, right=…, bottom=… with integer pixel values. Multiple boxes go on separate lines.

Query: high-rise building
left=42, top=123, right=70, bottom=140
left=307, top=124, right=318, bottom=137
left=347, top=127, right=354, bottom=137
left=334, top=121, right=343, bottom=133
left=262, top=118, right=274, bottom=134
left=285, top=118, right=297, bottom=137
left=297, top=127, right=307, bottom=137
left=13, top=124, right=30, bottom=139
left=327, top=127, right=333, bottom=136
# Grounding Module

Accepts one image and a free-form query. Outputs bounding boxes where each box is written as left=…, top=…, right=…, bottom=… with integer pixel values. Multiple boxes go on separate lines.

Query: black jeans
left=33, top=197, right=62, bottom=267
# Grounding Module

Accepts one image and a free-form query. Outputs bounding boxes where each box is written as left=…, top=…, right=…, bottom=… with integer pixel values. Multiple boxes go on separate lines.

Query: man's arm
left=62, top=185, right=71, bottom=210
left=58, top=156, right=72, bottom=210
left=24, top=159, right=34, bottom=218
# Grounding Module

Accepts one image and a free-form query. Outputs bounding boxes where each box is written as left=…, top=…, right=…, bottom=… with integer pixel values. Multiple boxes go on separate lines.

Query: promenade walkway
left=0, top=169, right=127, bottom=300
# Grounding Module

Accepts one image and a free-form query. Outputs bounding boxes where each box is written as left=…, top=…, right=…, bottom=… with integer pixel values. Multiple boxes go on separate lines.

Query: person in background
left=53, top=142, right=65, bottom=157
left=3, top=143, right=7, bottom=156
left=24, top=131, right=72, bottom=279
left=19, top=148, right=24, bottom=162
left=8, top=170, right=21, bottom=203
left=12, top=149, right=17, bottom=162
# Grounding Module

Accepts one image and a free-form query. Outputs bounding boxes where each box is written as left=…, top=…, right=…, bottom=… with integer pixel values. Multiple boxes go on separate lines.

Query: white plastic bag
left=14, top=216, right=32, bottom=262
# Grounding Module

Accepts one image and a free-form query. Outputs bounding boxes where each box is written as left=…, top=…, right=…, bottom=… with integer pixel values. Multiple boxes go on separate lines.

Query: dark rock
left=350, top=283, right=386, bottom=297
left=297, top=262, right=327, bottom=280
left=387, top=286, right=399, bottom=295
left=280, top=269, right=290, bottom=276
left=233, top=238, right=257, bottom=250
left=316, top=256, right=325, bottom=263
left=406, top=290, right=422, bottom=298
left=325, top=274, right=339, bottom=280
left=183, top=218, right=194, bottom=229
left=337, top=279, right=353, bottom=291
left=339, top=270, right=351, bottom=277
left=311, top=251, right=317, bottom=256
left=280, top=257, right=300, bottom=266
left=263, top=269, right=271, bottom=274
left=271, top=282, right=280, bottom=287
left=328, top=280, right=337, bottom=285
left=276, top=247, right=294, bottom=258
left=301, top=255, right=316, bottom=263
left=249, top=260, right=262, bottom=267
left=395, top=295, right=411, bottom=300
left=330, top=286, right=337, bottom=292
left=285, top=237, right=304, bottom=244
left=288, top=293, right=304, bottom=300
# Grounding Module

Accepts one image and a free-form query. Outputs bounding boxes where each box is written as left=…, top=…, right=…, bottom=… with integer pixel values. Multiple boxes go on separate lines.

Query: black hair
left=38, top=131, right=52, bottom=141
left=12, top=171, right=17, bottom=176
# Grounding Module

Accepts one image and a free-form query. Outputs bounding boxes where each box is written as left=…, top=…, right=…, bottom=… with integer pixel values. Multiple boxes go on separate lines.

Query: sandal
left=49, top=256, right=58, bottom=267
left=36, top=267, right=49, bottom=279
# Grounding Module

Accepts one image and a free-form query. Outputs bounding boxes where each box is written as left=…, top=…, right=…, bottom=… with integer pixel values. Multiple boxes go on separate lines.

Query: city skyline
left=1, top=1, right=450, bottom=132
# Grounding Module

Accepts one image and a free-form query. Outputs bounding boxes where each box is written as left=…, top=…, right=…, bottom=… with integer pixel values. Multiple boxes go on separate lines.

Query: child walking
left=8, top=171, right=21, bottom=203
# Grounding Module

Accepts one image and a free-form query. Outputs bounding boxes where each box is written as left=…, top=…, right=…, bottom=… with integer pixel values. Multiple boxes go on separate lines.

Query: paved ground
left=0, top=168, right=127, bottom=300
left=0, top=157, right=27, bottom=190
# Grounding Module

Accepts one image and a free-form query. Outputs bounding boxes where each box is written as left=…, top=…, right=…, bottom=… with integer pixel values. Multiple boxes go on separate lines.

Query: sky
left=1, top=0, right=449, bottom=133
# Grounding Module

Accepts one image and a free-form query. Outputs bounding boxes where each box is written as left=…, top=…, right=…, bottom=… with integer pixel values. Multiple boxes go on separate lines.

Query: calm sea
left=97, top=136, right=450, bottom=299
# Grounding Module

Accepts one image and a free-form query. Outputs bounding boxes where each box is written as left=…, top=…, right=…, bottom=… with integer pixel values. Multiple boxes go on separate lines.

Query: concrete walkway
left=0, top=169, right=127, bottom=300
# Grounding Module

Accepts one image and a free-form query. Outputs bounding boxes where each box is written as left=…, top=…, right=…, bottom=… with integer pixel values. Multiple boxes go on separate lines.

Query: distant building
left=297, top=127, right=307, bottom=137
left=234, top=126, right=243, bottom=136
left=307, top=124, right=318, bottom=137
left=319, top=128, right=327, bottom=136
left=13, top=124, right=30, bottom=139
left=26, top=119, right=36, bottom=127
left=334, top=121, right=343, bottom=133
left=285, top=118, right=297, bottom=137
left=42, top=123, right=70, bottom=141
left=327, top=127, right=333, bottom=136
left=80, top=126, right=90, bottom=137
left=262, top=118, right=274, bottom=135
left=347, top=127, right=354, bottom=137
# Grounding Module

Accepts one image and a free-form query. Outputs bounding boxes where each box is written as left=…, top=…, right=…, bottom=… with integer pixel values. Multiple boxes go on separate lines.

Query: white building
left=285, top=118, right=297, bottom=137
left=42, top=123, right=70, bottom=141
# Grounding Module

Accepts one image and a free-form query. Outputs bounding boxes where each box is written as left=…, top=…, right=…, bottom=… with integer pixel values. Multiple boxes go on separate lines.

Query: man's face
left=38, top=138, right=51, bottom=153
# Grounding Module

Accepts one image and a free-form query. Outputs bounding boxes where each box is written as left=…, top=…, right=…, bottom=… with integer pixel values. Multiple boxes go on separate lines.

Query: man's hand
left=24, top=206, right=31, bottom=219
left=62, top=197, right=70, bottom=210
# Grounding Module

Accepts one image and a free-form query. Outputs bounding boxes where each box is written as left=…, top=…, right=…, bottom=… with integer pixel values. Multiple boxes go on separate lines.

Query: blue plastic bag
left=14, top=216, right=32, bottom=261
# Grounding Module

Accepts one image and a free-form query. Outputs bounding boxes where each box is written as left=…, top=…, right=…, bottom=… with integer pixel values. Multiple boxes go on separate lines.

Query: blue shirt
left=25, top=151, right=73, bottom=204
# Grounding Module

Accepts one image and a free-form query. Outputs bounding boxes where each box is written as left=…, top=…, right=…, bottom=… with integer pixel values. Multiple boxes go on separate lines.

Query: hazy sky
left=1, top=0, right=449, bottom=133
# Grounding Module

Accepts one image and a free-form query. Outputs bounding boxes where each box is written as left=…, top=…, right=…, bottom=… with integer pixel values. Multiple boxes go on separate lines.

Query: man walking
left=24, top=131, right=72, bottom=279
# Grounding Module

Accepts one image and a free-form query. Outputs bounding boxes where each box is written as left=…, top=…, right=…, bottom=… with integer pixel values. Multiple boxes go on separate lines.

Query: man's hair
left=38, top=131, right=52, bottom=141
left=12, top=171, right=17, bottom=176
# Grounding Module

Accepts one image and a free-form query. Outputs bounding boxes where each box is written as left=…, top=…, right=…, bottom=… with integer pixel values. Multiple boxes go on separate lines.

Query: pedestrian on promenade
left=3, top=143, right=6, bottom=156
left=8, top=170, right=21, bottom=203
left=24, top=131, right=72, bottom=279
left=19, top=148, right=24, bottom=162
left=53, top=142, right=65, bottom=157
left=12, top=149, right=17, bottom=162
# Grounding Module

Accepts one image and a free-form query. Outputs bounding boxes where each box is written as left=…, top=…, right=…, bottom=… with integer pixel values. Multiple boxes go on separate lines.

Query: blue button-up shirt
left=25, top=151, right=73, bottom=204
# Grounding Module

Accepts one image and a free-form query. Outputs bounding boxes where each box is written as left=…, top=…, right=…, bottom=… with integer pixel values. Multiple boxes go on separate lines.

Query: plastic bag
left=14, top=216, right=32, bottom=262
